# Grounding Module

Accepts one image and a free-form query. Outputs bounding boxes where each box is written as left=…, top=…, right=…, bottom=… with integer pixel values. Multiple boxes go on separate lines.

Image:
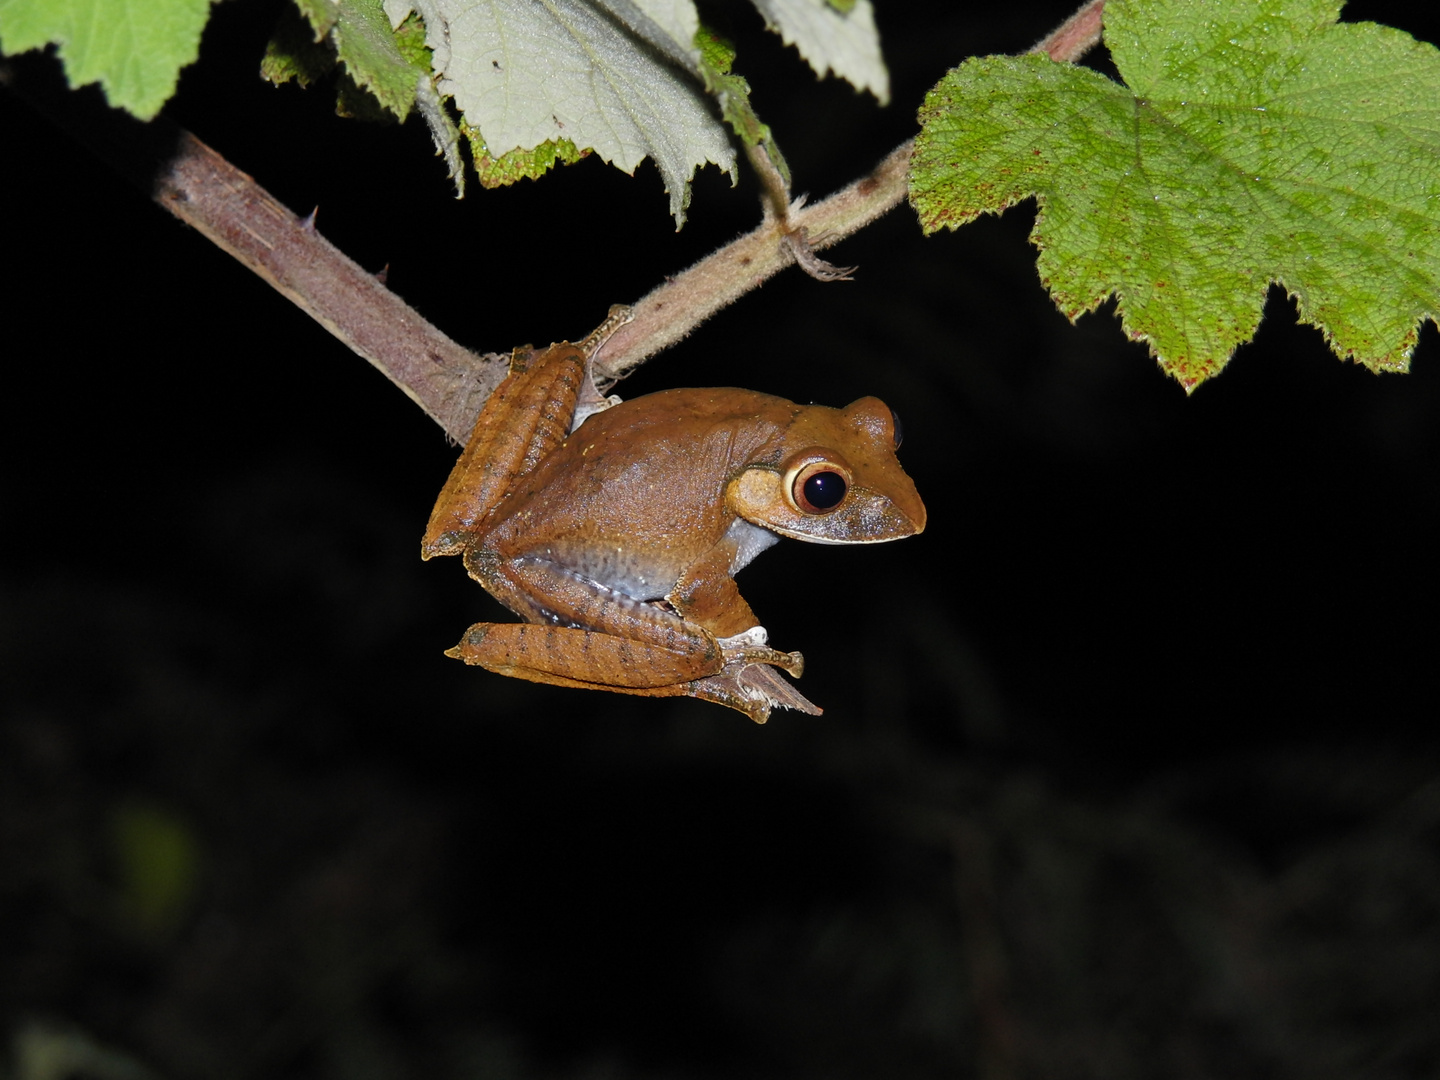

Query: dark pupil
left=890, top=408, right=904, bottom=450
left=803, top=471, right=847, bottom=510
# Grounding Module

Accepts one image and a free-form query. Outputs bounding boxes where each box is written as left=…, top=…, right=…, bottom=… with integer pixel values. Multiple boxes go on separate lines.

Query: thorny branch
left=593, top=0, right=1105, bottom=388
left=142, top=126, right=915, bottom=442
left=153, top=132, right=507, bottom=442
left=15, top=0, right=1105, bottom=443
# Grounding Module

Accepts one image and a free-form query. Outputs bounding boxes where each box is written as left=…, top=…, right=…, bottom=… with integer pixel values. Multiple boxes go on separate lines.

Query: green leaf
left=331, top=1, right=427, bottom=120
left=291, top=0, right=338, bottom=38
left=260, top=6, right=336, bottom=90
left=391, top=9, right=430, bottom=68
left=462, top=119, right=589, bottom=187
left=282, top=0, right=428, bottom=121
left=751, top=0, right=888, bottom=104
left=695, top=25, right=789, bottom=185
left=386, top=0, right=736, bottom=225
left=0, top=0, right=214, bottom=119
left=268, top=2, right=464, bottom=191
left=910, top=0, right=1440, bottom=389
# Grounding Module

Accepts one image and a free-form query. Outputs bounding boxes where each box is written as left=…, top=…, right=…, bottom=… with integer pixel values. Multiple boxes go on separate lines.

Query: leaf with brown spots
left=909, top=0, right=1440, bottom=390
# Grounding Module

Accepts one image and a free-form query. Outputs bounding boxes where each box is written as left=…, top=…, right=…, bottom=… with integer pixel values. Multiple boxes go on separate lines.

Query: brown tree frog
left=422, top=317, right=926, bottom=723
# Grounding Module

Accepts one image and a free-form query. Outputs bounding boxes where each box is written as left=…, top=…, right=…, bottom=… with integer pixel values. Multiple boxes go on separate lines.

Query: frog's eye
left=889, top=408, right=904, bottom=450
left=792, top=461, right=849, bottom=514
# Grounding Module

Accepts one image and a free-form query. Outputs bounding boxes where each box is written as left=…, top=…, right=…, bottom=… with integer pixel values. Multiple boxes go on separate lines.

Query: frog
left=422, top=313, right=926, bottom=723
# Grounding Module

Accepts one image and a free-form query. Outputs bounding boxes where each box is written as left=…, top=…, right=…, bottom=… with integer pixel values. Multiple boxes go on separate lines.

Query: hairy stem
left=7, top=0, right=1106, bottom=442
left=592, top=140, right=912, bottom=384
left=1032, top=0, right=1105, bottom=63
left=590, top=0, right=1104, bottom=380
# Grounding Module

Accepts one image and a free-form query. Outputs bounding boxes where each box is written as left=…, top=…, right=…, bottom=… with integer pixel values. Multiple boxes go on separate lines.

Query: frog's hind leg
left=447, top=623, right=718, bottom=690
left=422, top=343, right=587, bottom=559
left=470, top=553, right=807, bottom=678
left=451, top=551, right=732, bottom=688
left=423, top=309, right=634, bottom=560
left=687, top=666, right=823, bottom=724
left=448, top=623, right=820, bottom=723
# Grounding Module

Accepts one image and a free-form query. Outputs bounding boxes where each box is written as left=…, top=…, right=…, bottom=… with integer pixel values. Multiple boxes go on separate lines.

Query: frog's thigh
left=449, top=623, right=722, bottom=688
left=423, top=344, right=586, bottom=558
left=478, top=554, right=718, bottom=656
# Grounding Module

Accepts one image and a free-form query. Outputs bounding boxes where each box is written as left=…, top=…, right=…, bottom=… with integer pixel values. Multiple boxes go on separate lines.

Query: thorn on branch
left=744, top=141, right=856, bottom=282
left=785, top=229, right=856, bottom=282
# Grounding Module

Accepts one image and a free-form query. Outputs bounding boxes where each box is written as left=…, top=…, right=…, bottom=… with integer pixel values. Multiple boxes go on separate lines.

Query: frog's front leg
left=668, top=561, right=806, bottom=678
left=667, top=542, right=821, bottom=722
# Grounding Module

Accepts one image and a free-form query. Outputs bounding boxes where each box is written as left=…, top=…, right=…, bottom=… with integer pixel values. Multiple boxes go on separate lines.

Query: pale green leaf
left=750, top=0, right=888, bottom=104
left=594, top=0, right=699, bottom=69
left=279, top=0, right=428, bottom=121
left=588, top=6, right=789, bottom=182
left=0, top=0, right=213, bottom=119
left=910, top=0, right=1440, bottom=389
left=386, top=0, right=735, bottom=224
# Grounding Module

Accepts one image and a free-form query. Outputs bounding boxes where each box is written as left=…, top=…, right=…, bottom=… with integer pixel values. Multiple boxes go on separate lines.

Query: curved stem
left=592, top=140, right=913, bottom=384
left=6, top=0, right=1105, bottom=442
left=1032, top=0, right=1105, bottom=64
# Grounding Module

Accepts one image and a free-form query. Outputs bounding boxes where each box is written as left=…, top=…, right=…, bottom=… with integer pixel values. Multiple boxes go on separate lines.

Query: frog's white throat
left=725, top=517, right=781, bottom=576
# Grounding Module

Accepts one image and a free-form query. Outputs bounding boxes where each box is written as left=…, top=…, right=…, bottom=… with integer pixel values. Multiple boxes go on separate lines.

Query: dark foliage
left=3, top=1, right=1439, bottom=1077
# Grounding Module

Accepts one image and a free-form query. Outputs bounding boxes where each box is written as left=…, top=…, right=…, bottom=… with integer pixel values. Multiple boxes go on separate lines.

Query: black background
left=3, top=1, right=1439, bottom=1077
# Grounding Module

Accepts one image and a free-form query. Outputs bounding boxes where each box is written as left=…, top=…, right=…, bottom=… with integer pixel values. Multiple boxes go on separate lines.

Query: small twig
left=591, top=140, right=912, bottom=384
left=783, top=228, right=857, bottom=283
left=594, top=0, right=1103, bottom=380
left=743, top=141, right=856, bottom=284
left=746, top=139, right=793, bottom=228
left=1032, top=0, right=1105, bottom=63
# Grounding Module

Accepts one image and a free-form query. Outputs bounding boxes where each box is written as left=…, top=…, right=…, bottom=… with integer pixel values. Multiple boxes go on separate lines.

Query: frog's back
left=580, top=387, right=803, bottom=447
left=476, top=388, right=804, bottom=597
left=531, top=387, right=802, bottom=491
